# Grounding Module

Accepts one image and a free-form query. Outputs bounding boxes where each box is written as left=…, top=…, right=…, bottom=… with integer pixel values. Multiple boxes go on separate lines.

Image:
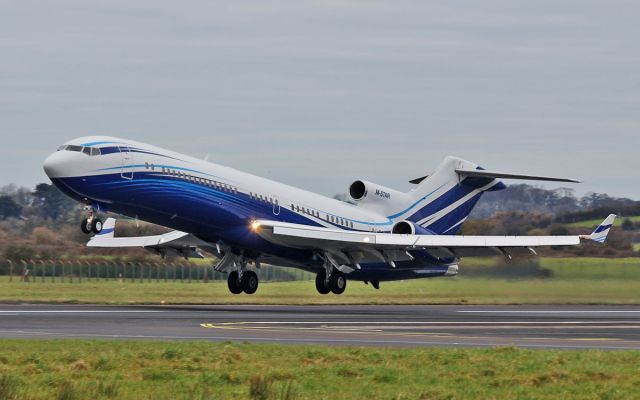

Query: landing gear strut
left=80, top=207, right=103, bottom=234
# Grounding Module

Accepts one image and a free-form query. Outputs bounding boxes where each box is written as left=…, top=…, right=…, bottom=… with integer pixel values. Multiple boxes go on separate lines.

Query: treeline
left=471, top=184, right=639, bottom=219
left=1, top=183, right=639, bottom=263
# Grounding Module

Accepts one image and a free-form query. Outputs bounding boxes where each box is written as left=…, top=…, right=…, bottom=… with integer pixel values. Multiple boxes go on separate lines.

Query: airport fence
left=0, top=259, right=315, bottom=283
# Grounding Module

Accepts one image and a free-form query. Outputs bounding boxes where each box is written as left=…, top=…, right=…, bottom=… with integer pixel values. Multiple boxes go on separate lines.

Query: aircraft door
left=272, top=195, right=280, bottom=216
left=118, top=145, right=134, bottom=179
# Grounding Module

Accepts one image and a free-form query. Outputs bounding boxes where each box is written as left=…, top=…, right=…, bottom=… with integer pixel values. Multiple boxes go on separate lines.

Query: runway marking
left=206, top=321, right=640, bottom=325
left=458, top=310, right=640, bottom=314
left=1, top=329, right=637, bottom=350
left=0, top=310, right=164, bottom=314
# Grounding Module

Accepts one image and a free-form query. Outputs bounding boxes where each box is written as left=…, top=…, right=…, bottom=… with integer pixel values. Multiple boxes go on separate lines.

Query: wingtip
left=584, top=214, right=616, bottom=244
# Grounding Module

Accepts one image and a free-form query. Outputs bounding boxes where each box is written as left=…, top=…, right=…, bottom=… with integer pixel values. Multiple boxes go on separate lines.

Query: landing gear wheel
left=227, top=271, right=243, bottom=294
left=329, top=272, right=347, bottom=295
left=91, top=218, right=103, bottom=234
left=80, top=218, right=91, bottom=234
left=241, top=271, right=259, bottom=294
left=315, top=271, right=331, bottom=295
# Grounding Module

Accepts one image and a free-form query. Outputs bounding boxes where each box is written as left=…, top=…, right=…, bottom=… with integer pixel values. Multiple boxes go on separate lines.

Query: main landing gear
left=227, top=270, right=259, bottom=295
left=315, top=269, right=347, bottom=295
left=213, top=248, right=261, bottom=295
left=80, top=207, right=103, bottom=234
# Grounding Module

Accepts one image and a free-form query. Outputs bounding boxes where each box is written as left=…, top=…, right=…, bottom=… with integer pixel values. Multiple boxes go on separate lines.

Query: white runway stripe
left=0, top=310, right=164, bottom=314
left=458, top=310, right=640, bottom=314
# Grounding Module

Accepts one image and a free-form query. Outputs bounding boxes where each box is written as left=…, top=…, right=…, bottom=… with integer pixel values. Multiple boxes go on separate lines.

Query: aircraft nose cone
left=43, top=151, right=66, bottom=178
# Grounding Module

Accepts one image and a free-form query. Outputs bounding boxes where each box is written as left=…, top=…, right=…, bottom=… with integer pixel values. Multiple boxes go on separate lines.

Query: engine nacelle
left=348, top=180, right=409, bottom=215
left=391, top=220, right=432, bottom=235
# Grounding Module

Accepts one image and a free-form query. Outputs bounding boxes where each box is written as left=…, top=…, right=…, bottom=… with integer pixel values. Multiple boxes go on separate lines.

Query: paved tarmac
left=1, top=304, right=639, bottom=349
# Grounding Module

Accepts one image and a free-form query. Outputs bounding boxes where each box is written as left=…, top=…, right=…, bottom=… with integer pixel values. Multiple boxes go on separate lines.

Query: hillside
left=471, top=184, right=640, bottom=219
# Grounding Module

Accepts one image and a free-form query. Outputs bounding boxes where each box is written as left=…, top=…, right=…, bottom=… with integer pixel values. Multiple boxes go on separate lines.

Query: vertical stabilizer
left=392, top=157, right=505, bottom=235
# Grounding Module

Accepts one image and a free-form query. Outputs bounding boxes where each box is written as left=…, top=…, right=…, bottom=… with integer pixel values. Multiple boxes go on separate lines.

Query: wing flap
left=255, top=220, right=581, bottom=260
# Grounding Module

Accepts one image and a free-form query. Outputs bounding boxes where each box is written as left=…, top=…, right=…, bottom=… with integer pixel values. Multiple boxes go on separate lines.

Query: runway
left=1, top=304, right=640, bottom=349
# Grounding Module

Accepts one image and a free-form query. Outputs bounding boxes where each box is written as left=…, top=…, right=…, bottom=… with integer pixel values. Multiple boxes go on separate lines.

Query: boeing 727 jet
left=43, top=137, right=615, bottom=295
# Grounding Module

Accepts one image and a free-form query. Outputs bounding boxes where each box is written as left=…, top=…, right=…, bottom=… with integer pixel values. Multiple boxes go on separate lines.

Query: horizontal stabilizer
left=87, top=218, right=208, bottom=259
left=455, top=169, right=580, bottom=183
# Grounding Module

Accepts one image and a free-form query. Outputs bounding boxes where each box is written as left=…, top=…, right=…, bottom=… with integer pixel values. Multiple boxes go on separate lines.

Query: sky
left=1, top=1, right=638, bottom=199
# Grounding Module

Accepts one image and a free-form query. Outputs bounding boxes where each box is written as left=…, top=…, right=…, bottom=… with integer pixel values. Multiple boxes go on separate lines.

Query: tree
left=0, top=195, right=21, bottom=219
left=32, top=183, right=76, bottom=220
left=621, top=218, right=634, bottom=231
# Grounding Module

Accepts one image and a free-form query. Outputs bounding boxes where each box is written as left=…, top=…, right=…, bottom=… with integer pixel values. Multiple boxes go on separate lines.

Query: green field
left=539, top=257, right=640, bottom=279
left=1, top=257, right=638, bottom=305
left=0, top=340, right=638, bottom=400
left=564, top=215, right=640, bottom=229
left=1, top=277, right=639, bottom=305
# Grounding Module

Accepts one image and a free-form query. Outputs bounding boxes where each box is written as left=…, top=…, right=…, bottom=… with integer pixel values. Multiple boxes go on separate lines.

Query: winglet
left=96, top=218, right=116, bottom=238
left=580, top=214, right=616, bottom=244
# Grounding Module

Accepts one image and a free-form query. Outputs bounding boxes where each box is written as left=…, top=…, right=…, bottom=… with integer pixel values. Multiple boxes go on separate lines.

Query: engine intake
left=349, top=180, right=367, bottom=201
left=392, top=220, right=431, bottom=235
left=347, top=180, right=409, bottom=215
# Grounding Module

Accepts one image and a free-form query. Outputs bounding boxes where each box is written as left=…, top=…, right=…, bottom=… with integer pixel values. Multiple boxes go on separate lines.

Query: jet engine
left=391, top=220, right=432, bottom=235
left=348, top=180, right=409, bottom=215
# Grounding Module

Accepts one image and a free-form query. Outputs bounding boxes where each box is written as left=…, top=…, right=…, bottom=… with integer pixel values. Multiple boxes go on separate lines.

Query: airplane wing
left=87, top=218, right=209, bottom=259
left=253, top=215, right=616, bottom=264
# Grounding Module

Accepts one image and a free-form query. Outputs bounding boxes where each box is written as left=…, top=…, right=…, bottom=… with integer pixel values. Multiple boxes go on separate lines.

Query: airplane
left=43, top=136, right=616, bottom=295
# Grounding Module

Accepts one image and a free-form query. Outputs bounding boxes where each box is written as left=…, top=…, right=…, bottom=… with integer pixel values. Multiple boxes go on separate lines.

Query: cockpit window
left=58, top=145, right=102, bottom=156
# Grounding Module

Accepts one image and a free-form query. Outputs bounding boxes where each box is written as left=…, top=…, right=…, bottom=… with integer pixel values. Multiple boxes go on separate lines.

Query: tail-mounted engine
left=348, top=180, right=409, bottom=215
left=391, top=220, right=432, bottom=235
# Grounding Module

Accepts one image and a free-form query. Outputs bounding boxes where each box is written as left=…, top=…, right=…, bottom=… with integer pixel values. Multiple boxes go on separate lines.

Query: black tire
left=81, top=218, right=91, bottom=234
left=91, top=218, right=103, bottom=234
left=315, top=271, right=331, bottom=295
left=227, top=271, right=243, bottom=294
left=241, top=271, right=259, bottom=294
left=329, top=272, right=347, bottom=295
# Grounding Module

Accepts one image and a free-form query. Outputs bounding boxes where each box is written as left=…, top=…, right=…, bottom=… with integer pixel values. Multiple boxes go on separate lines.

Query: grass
left=1, top=276, right=639, bottom=305
left=0, top=340, right=638, bottom=399
left=564, top=215, right=640, bottom=229
left=633, top=243, right=640, bottom=252
left=539, top=257, right=640, bottom=279
left=2, top=257, right=638, bottom=305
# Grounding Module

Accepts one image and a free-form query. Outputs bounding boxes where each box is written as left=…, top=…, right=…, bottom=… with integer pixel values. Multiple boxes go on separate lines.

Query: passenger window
left=145, top=162, right=149, bottom=169
left=151, top=164, right=155, bottom=171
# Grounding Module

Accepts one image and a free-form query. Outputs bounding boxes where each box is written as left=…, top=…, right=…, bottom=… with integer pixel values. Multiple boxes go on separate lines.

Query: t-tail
left=390, top=156, right=581, bottom=235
